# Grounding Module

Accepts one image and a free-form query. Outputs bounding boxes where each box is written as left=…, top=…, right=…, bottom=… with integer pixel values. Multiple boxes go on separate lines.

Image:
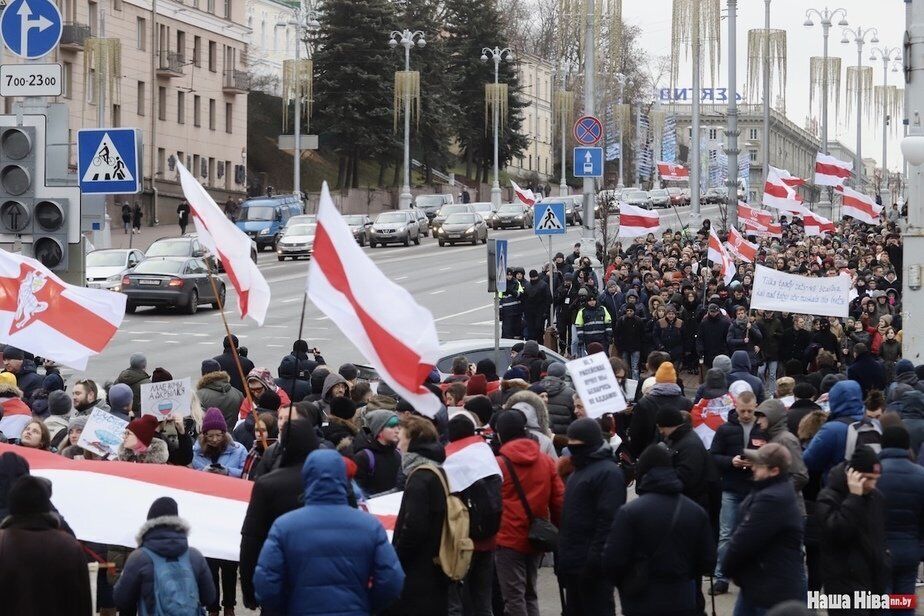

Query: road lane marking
left=130, top=339, right=151, bottom=342
left=281, top=297, right=302, bottom=303
left=438, top=266, right=451, bottom=271
left=394, top=275, right=409, bottom=280
left=429, top=289, right=446, bottom=295
left=434, top=303, right=492, bottom=322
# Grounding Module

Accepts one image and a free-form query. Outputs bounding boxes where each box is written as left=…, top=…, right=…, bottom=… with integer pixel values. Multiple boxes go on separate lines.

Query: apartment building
left=3, top=0, right=250, bottom=221
left=510, top=52, right=553, bottom=182
left=245, top=0, right=301, bottom=95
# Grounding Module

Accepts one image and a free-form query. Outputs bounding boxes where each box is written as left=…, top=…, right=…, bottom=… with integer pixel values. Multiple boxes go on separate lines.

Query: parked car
left=494, top=203, right=534, bottom=229
left=623, top=189, right=653, bottom=209
left=283, top=214, right=317, bottom=231
left=704, top=187, right=724, bottom=204
left=649, top=188, right=670, bottom=208
left=276, top=223, right=316, bottom=261
left=667, top=187, right=687, bottom=207
left=342, top=215, right=372, bottom=246
left=235, top=194, right=305, bottom=251
left=122, top=257, right=226, bottom=315
left=431, top=204, right=475, bottom=232
left=412, top=208, right=431, bottom=237
left=562, top=196, right=583, bottom=225
left=368, top=210, right=420, bottom=247
left=86, top=248, right=145, bottom=290
left=437, top=213, right=489, bottom=246
left=470, top=202, right=498, bottom=228
left=182, top=232, right=258, bottom=267
left=415, top=193, right=453, bottom=219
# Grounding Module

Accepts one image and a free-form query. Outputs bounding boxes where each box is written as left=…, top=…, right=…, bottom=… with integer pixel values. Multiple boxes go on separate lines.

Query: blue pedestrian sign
left=1, top=0, right=62, bottom=60
left=494, top=239, right=508, bottom=293
left=534, top=202, right=566, bottom=236
left=77, top=128, right=142, bottom=195
left=573, top=147, right=604, bottom=178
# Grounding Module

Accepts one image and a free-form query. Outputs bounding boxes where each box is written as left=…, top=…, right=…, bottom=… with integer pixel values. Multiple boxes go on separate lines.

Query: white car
left=277, top=223, right=316, bottom=261
left=86, top=249, right=145, bottom=290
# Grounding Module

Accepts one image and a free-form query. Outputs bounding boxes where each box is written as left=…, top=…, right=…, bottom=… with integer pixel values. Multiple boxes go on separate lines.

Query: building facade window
left=137, top=17, right=146, bottom=50
left=177, top=91, right=185, bottom=124
left=62, top=62, right=72, bottom=98
left=113, top=0, right=122, bottom=11
left=177, top=31, right=186, bottom=61
left=87, top=68, right=97, bottom=105
left=209, top=99, right=216, bottom=130
left=158, top=87, right=166, bottom=120
left=137, top=81, right=145, bottom=116
left=208, top=41, right=217, bottom=72
left=193, top=36, right=202, bottom=67
left=225, top=0, right=232, bottom=18
left=193, top=95, right=201, bottom=126
left=749, top=149, right=758, bottom=162
left=225, top=102, right=232, bottom=133
left=112, top=104, right=121, bottom=127
left=157, top=148, right=165, bottom=175
left=749, top=128, right=759, bottom=141
left=89, top=2, right=98, bottom=35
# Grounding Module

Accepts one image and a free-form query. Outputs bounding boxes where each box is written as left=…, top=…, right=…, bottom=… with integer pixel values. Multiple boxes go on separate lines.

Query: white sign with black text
left=0, top=63, right=62, bottom=97
left=566, top=352, right=627, bottom=419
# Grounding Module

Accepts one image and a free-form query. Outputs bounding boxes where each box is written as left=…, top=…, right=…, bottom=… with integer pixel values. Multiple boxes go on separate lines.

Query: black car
left=122, top=257, right=226, bottom=315
left=494, top=203, right=533, bottom=229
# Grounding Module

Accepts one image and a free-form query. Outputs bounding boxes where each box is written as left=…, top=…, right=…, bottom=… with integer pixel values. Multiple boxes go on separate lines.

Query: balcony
left=60, top=22, right=91, bottom=51
left=222, top=69, right=249, bottom=94
left=156, top=51, right=185, bottom=78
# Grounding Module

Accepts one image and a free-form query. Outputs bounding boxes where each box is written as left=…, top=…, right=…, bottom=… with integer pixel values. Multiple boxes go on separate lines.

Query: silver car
left=342, top=215, right=372, bottom=246
left=649, top=188, right=670, bottom=208
left=369, top=211, right=421, bottom=247
left=86, top=248, right=145, bottom=290
left=623, top=189, right=652, bottom=209
left=276, top=223, right=316, bottom=260
left=470, top=202, right=498, bottom=228
left=412, top=208, right=431, bottom=237
left=437, top=213, right=489, bottom=246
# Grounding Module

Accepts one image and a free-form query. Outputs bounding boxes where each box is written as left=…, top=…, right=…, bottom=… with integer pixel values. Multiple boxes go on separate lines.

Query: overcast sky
left=624, top=0, right=906, bottom=172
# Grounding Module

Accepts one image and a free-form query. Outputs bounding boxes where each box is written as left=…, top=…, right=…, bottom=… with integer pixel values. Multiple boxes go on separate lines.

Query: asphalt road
left=81, top=203, right=722, bottom=384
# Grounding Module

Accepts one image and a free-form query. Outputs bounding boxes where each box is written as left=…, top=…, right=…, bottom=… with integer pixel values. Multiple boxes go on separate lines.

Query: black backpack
left=457, top=474, right=502, bottom=541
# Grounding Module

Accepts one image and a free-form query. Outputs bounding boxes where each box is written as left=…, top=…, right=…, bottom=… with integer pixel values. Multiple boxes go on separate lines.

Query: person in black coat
left=629, top=362, right=692, bottom=458
left=239, top=420, right=319, bottom=611
left=814, top=446, right=891, bottom=605
left=657, top=406, right=718, bottom=515
left=558, top=419, right=626, bottom=615
left=786, top=382, right=822, bottom=435
left=653, top=306, right=684, bottom=365
left=274, top=355, right=311, bottom=403
left=696, top=304, right=731, bottom=369
left=723, top=443, right=805, bottom=613
left=212, top=334, right=255, bottom=394
left=177, top=200, right=190, bottom=235
left=522, top=270, right=552, bottom=342
left=846, top=343, right=888, bottom=397
left=603, top=444, right=716, bottom=616
left=726, top=307, right=763, bottom=373
left=614, top=306, right=645, bottom=379
left=353, top=410, right=402, bottom=496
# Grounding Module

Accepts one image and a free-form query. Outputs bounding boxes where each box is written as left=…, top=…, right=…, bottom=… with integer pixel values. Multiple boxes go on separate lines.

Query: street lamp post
left=615, top=73, right=626, bottom=189
left=389, top=29, right=426, bottom=210
left=761, top=0, right=772, bottom=191
left=726, top=0, right=738, bottom=230
left=805, top=7, right=849, bottom=218
left=481, top=46, right=514, bottom=208
left=870, top=45, right=901, bottom=190
left=842, top=26, right=880, bottom=188
left=557, top=60, right=573, bottom=197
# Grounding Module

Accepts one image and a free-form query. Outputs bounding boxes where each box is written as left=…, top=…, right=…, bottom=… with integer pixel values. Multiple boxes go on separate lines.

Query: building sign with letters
left=659, top=88, right=745, bottom=104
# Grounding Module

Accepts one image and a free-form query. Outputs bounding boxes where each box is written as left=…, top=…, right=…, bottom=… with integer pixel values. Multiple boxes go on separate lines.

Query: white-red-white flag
left=0, top=249, right=125, bottom=370
left=657, top=161, right=689, bottom=181
left=617, top=202, right=660, bottom=237
left=804, top=210, right=835, bottom=235
left=308, top=183, right=441, bottom=417
left=762, top=168, right=804, bottom=213
left=835, top=185, right=882, bottom=224
left=708, top=228, right=736, bottom=284
left=815, top=153, right=853, bottom=187
left=738, top=202, right=770, bottom=231
left=177, top=162, right=270, bottom=325
left=511, top=180, right=538, bottom=206
left=769, top=165, right=806, bottom=187
left=726, top=227, right=758, bottom=263
left=443, top=434, right=502, bottom=492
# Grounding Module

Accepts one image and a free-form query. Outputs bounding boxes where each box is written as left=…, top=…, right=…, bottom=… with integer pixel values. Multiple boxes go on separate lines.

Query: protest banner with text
left=751, top=264, right=851, bottom=318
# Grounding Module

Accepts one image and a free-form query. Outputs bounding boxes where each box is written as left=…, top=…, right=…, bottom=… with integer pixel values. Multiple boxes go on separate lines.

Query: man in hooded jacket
left=274, top=355, right=311, bottom=403
left=538, top=363, right=575, bottom=436
left=504, top=390, right=558, bottom=460
left=803, top=380, right=866, bottom=481
left=727, top=351, right=765, bottom=403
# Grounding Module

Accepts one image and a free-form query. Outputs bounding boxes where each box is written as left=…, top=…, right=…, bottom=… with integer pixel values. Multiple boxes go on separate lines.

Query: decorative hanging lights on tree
left=809, top=56, right=841, bottom=123
left=874, top=84, right=903, bottom=135
left=846, top=65, right=872, bottom=122
left=84, top=38, right=122, bottom=105
left=747, top=29, right=787, bottom=113
left=670, top=0, right=721, bottom=88
left=393, top=70, right=421, bottom=132
left=282, top=59, right=313, bottom=134
left=553, top=88, right=575, bottom=130
left=485, top=83, right=508, bottom=135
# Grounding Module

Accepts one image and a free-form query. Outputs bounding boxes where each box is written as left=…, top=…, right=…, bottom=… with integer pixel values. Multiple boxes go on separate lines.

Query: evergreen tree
left=445, top=0, right=528, bottom=185
left=313, top=0, right=398, bottom=188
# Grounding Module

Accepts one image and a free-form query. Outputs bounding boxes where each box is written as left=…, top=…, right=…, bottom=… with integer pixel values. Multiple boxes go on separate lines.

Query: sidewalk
left=106, top=222, right=186, bottom=253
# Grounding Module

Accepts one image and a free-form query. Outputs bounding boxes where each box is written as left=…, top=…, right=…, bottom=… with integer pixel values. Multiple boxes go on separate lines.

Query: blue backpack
left=140, top=547, right=202, bottom=616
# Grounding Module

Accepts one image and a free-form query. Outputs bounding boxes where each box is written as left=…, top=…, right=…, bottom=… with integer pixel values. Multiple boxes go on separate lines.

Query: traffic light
left=0, top=115, right=80, bottom=272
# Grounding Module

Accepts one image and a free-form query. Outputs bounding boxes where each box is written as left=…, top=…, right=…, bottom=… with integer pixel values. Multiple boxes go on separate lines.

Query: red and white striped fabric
left=178, top=161, right=270, bottom=325
left=765, top=222, right=783, bottom=238
left=708, top=228, right=736, bottom=284
left=762, top=167, right=804, bottom=213
left=815, top=153, right=853, bottom=187
left=835, top=185, right=882, bottom=224
left=0, top=249, right=125, bottom=370
left=690, top=394, right=734, bottom=448
left=804, top=210, right=835, bottom=235
left=768, top=166, right=805, bottom=187
left=737, top=202, right=772, bottom=232
left=657, top=161, right=689, bottom=181
left=617, top=202, right=660, bottom=237
left=511, top=180, right=538, bottom=206
left=726, top=227, right=758, bottom=263
left=308, top=183, right=442, bottom=417
left=443, top=435, right=502, bottom=492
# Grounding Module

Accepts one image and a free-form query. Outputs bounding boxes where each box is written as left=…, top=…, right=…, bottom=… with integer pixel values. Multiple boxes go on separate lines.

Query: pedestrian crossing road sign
left=77, top=128, right=141, bottom=195
left=534, top=201, right=566, bottom=236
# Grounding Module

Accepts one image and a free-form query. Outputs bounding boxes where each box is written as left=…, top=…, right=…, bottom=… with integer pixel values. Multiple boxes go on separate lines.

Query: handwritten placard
left=751, top=265, right=850, bottom=318
left=77, top=408, right=129, bottom=458
left=566, top=352, right=627, bottom=419
left=140, top=378, right=192, bottom=418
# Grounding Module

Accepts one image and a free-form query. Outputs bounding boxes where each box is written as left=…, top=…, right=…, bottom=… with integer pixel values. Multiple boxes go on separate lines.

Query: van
left=235, top=194, right=305, bottom=251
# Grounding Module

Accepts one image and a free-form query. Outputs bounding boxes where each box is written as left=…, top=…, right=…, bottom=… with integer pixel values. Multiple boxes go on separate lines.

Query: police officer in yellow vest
left=575, top=293, right=612, bottom=354
left=499, top=268, right=525, bottom=339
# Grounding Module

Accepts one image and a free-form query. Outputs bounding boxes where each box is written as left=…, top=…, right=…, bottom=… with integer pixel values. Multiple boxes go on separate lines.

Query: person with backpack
left=804, top=379, right=869, bottom=481
left=352, top=410, right=402, bottom=495
left=113, top=496, right=215, bottom=615
left=254, top=450, right=405, bottom=615
left=494, top=409, right=564, bottom=616
left=387, top=416, right=452, bottom=616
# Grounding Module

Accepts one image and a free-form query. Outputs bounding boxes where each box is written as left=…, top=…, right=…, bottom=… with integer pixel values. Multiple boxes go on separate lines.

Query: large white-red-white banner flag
left=804, top=210, right=836, bottom=235
left=726, top=227, right=758, bottom=263
left=0, top=249, right=125, bottom=369
left=308, top=183, right=442, bottom=417
left=768, top=166, right=806, bottom=187
left=708, top=228, right=736, bottom=285
left=815, top=153, right=853, bottom=187
left=511, top=180, right=538, bottom=206
left=762, top=167, right=804, bottom=213
left=177, top=161, right=270, bottom=325
left=657, top=161, right=689, bottom=181
left=835, top=185, right=882, bottom=224
left=617, top=202, right=660, bottom=237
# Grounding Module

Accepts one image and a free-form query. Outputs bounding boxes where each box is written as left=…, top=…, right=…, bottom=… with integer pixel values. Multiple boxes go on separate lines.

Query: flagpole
left=206, top=271, right=254, bottom=411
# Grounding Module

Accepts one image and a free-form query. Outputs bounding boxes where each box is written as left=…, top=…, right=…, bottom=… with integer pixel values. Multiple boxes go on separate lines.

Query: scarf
left=401, top=451, right=434, bottom=477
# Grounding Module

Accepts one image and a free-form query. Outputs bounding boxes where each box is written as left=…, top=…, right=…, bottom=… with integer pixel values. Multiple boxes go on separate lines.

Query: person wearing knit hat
left=201, top=358, right=221, bottom=376
left=464, top=395, right=495, bottom=427
left=0, top=475, right=94, bottom=615
left=192, top=408, right=247, bottom=483
left=630, top=357, right=693, bottom=459
left=0, top=371, right=15, bottom=388
left=115, top=354, right=150, bottom=416
left=321, top=397, right=359, bottom=452
left=502, top=366, right=529, bottom=382
left=494, top=409, right=528, bottom=444
left=107, top=383, right=134, bottom=422
left=712, top=354, right=733, bottom=376
left=465, top=373, right=488, bottom=397
left=151, top=367, right=173, bottom=383
left=113, top=497, right=215, bottom=615
left=585, top=341, right=606, bottom=356
left=118, top=415, right=169, bottom=464
left=447, top=414, right=476, bottom=442
left=338, top=363, right=359, bottom=384
left=353, top=410, right=401, bottom=495
left=58, top=415, right=91, bottom=460
left=43, top=390, right=73, bottom=451
left=655, top=361, right=677, bottom=384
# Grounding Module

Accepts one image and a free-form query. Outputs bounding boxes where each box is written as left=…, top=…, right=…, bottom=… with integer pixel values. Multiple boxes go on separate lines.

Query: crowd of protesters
left=0, top=211, right=920, bottom=615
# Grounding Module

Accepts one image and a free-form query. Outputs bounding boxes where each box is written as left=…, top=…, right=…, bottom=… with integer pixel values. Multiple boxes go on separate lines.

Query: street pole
left=843, top=27, right=880, bottom=188
left=762, top=0, right=771, bottom=190
left=726, top=0, right=738, bottom=230
left=806, top=8, right=848, bottom=219
left=98, top=10, right=106, bottom=129
left=482, top=47, right=512, bottom=208
left=582, top=0, right=596, bottom=242
left=870, top=47, right=901, bottom=194
left=548, top=237, right=554, bottom=328
left=617, top=74, right=626, bottom=189
left=391, top=29, right=425, bottom=210
left=635, top=101, right=642, bottom=187
left=294, top=20, right=301, bottom=198
left=690, top=0, right=701, bottom=227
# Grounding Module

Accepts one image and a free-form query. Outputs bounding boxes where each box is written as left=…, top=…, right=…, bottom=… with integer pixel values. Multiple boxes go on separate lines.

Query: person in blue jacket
left=803, top=380, right=865, bottom=481
left=191, top=408, right=248, bottom=477
left=877, top=425, right=924, bottom=613
left=254, top=449, right=405, bottom=615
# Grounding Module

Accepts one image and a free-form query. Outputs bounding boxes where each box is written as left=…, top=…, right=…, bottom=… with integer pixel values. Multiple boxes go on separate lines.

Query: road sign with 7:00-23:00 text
left=0, top=63, right=61, bottom=96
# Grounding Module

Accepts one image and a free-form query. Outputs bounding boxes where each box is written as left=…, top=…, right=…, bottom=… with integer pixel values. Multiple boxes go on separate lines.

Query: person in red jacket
left=494, top=409, right=564, bottom=616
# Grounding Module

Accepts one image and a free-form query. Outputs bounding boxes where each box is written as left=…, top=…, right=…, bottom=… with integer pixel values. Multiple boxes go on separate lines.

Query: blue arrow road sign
left=77, top=128, right=142, bottom=195
left=495, top=239, right=508, bottom=293
left=573, top=147, right=604, bottom=178
left=1, top=0, right=62, bottom=60
left=534, top=202, right=566, bottom=236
